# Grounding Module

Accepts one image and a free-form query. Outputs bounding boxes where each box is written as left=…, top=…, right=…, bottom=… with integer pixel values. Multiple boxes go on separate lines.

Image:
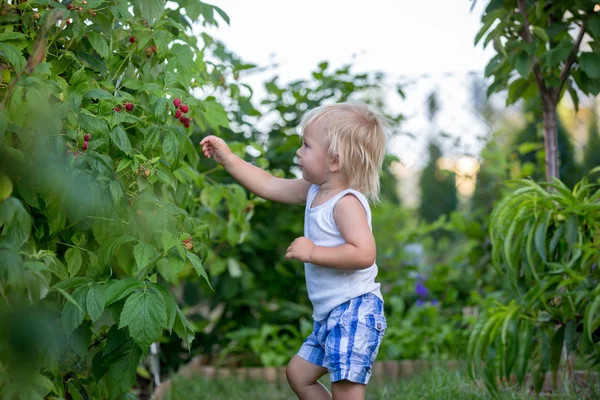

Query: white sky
left=200, top=1, right=497, bottom=169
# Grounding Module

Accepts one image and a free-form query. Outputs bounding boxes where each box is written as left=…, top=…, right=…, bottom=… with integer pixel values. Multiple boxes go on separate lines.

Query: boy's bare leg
left=286, top=355, right=331, bottom=400
left=332, top=379, right=366, bottom=400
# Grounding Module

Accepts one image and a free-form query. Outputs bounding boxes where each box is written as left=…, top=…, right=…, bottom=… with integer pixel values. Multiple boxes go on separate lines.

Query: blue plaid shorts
left=297, top=293, right=386, bottom=384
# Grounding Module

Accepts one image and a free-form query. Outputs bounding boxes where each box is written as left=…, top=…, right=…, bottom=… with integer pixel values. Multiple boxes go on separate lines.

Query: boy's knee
left=286, top=359, right=299, bottom=384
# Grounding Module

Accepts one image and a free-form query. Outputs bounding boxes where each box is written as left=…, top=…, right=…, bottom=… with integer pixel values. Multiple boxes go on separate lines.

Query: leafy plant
left=0, top=0, right=257, bottom=398
left=476, top=0, right=598, bottom=180
left=467, top=177, right=600, bottom=395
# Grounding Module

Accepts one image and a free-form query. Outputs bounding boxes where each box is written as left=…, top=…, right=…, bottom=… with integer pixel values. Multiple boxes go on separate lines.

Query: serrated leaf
left=104, top=339, right=142, bottom=398
left=61, top=286, right=88, bottom=336
left=86, top=283, right=105, bottom=322
left=104, top=278, right=142, bottom=306
left=151, top=284, right=176, bottom=331
left=0, top=43, right=26, bottom=71
left=0, top=197, right=31, bottom=247
left=85, top=88, right=113, bottom=101
left=110, top=126, right=133, bottom=155
left=186, top=252, right=212, bottom=289
left=116, top=158, right=132, bottom=173
left=134, top=242, right=157, bottom=273
left=173, top=306, right=195, bottom=348
left=163, top=131, right=178, bottom=163
left=167, top=253, right=185, bottom=273
left=65, top=247, right=83, bottom=277
left=54, top=286, right=83, bottom=312
left=79, top=111, right=108, bottom=135
left=87, top=31, right=109, bottom=58
left=139, top=0, right=165, bottom=25
left=119, top=291, right=167, bottom=350
left=110, top=180, right=124, bottom=204
left=153, top=97, right=167, bottom=121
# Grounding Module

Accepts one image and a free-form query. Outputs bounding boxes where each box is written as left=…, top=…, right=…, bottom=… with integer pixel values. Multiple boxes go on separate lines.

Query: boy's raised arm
left=200, top=135, right=311, bottom=204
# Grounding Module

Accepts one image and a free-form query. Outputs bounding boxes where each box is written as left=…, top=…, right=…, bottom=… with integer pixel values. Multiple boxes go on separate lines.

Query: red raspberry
left=84, top=134, right=91, bottom=141
left=125, top=102, right=133, bottom=111
left=67, top=4, right=73, bottom=10
left=129, top=36, right=135, bottom=43
left=173, top=98, right=181, bottom=108
left=180, top=104, right=189, bottom=113
left=175, top=109, right=182, bottom=118
left=82, top=141, right=88, bottom=150
left=114, top=105, right=121, bottom=112
left=183, top=237, right=191, bottom=243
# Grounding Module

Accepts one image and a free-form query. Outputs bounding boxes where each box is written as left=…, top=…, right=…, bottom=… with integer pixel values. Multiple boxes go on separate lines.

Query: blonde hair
left=300, top=102, right=388, bottom=202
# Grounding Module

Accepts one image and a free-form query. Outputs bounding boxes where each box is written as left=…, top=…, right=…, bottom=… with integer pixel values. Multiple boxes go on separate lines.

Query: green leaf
left=0, top=32, right=26, bottom=42
left=134, top=242, right=158, bottom=273
left=116, top=158, right=132, bottom=173
left=104, top=278, right=142, bottom=306
left=532, top=26, right=549, bottom=43
left=586, top=295, right=600, bottom=343
left=186, top=252, right=212, bottom=289
left=153, top=97, right=167, bottom=121
left=119, top=291, right=167, bottom=351
left=104, top=339, right=142, bottom=399
left=110, top=180, right=124, bottom=204
left=61, top=286, right=89, bottom=336
left=587, top=14, right=600, bottom=39
left=537, top=311, right=552, bottom=322
left=0, top=43, right=26, bottom=71
left=579, top=52, right=600, bottom=80
left=550, top=325, right=565, bottom=388
left=138, top=0, right=165, bottom=25
left=173, top=306, right=195, bottom=348
left=80, top=111, right=109, bottom=135
left=85, top=88, right=113, bottom=101
left=534, top=211, right=551, bottom=263
left=53, top=286, right=83, bottom=312
left=151, top=284, right=176, bottom=331
left=213, top=5, right=230, bottom=25
left=163, top=131, right=178, bottom=163
left=98, top=235, right=137, bottom=264
left=515, top=51, right=534, bottom=78
left=167, top=253, right=185, bottom=273
left=0, top=197, right=32, bottom=248
left=65, top=247, right=83, bottom=276
left=110, top=126, right=133, bottom=155
left=203, top=99, right=230, bottom=129
left=87, top=32, right=109, bottom=58
left=86, top=283, right=105, bottom=322
left=0, top=173, right=13, bottom=202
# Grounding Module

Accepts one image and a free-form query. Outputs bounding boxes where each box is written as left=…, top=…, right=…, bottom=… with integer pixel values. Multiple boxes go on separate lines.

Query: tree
left=477, top=0, right=598, bottom=181
left=512, top=101, right=582, bottom=188
left=418, top=141, right=457, bottom=224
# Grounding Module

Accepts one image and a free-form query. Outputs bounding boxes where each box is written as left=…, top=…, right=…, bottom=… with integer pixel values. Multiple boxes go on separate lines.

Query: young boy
left=200, top=102, right=388, bottom=400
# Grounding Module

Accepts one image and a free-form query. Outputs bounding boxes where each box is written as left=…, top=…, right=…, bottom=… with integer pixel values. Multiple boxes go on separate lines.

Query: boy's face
left=296, top=120, right=332, bottom=184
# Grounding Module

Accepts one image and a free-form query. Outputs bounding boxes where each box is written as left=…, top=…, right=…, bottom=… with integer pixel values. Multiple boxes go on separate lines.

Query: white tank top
left=304, top=184, right=383, bottom=321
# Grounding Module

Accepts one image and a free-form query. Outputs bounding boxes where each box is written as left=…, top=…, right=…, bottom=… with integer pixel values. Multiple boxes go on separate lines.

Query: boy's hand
left=285, top=237, right=315, bottom=263
left=200, top=135, right=234, bottom=165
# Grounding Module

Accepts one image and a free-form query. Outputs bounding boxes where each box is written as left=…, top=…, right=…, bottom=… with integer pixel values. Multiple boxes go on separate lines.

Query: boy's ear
left=329, top=154, right=340, bottom=172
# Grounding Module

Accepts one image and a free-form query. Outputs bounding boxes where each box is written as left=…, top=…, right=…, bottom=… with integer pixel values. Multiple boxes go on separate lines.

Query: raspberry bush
left=0, top=0, right=255, bottom=398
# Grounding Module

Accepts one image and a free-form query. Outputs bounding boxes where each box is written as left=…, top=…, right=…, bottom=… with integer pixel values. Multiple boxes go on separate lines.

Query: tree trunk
left=542, top=95, right=559, bottom=181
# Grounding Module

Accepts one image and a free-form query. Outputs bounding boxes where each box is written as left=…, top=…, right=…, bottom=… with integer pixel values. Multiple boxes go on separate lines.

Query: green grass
left=163, top=367, right=600, bottom=400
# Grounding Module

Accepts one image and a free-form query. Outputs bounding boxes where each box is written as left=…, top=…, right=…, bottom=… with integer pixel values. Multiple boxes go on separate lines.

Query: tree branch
left=517, top=0, right=548, bottom=95
left=558, top=21, right=587, bottom=97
